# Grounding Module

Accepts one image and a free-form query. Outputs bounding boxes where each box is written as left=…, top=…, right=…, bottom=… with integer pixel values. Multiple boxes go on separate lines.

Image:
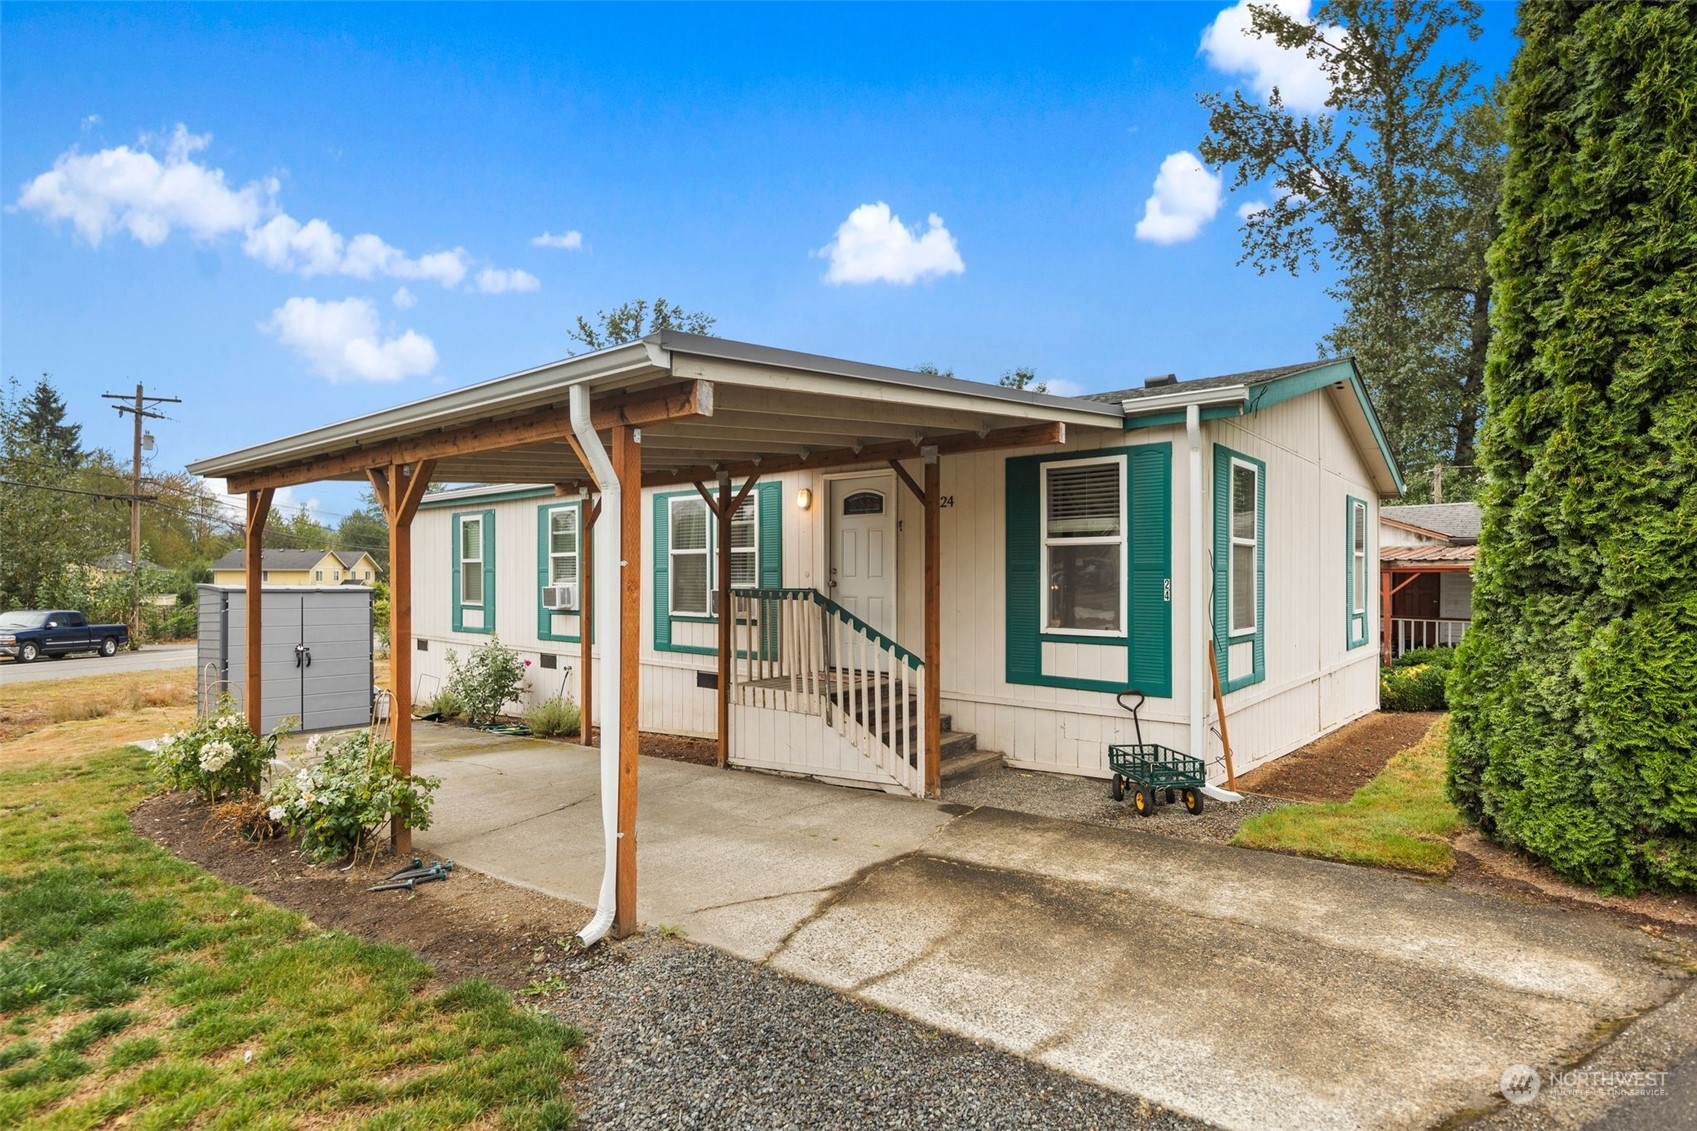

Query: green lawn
left=1232, top=717, right=1463, bottom=874
left=0, top=744, right=581, bottom=1129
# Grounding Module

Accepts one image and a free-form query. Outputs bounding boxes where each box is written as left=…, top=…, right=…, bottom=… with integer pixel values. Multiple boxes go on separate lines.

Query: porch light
left=795, top=487, right=812, bottom=511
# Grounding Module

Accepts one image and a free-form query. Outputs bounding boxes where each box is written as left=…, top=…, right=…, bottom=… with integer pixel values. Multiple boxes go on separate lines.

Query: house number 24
left=938, top=495, right=955, bottom=508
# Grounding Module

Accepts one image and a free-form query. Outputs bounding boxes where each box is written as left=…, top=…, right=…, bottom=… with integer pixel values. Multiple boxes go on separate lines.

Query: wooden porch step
left=938, top=729, right=977, bottom=761
left=940, top=745, right=1002, bottom=784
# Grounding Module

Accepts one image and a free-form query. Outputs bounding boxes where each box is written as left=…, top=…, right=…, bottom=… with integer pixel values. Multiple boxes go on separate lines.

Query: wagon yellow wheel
left=1111, top=774, right=1126, bottom=802
left=1183, top=789, right=1205, bottom=815
left=1132, top=786, right=1154, bottom=817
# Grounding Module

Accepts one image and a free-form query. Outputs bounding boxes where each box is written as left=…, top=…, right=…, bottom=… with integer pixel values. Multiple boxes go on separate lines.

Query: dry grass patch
left=0, top=669, right=195, bottom=745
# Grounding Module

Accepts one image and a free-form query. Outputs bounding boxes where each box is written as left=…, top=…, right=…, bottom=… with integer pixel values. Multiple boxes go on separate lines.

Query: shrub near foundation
left=443, top=635, right=529, bottom=727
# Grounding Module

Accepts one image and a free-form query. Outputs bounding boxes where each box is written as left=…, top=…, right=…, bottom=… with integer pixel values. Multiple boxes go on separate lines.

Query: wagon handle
left=1116, top=689, right=1147, bottom=746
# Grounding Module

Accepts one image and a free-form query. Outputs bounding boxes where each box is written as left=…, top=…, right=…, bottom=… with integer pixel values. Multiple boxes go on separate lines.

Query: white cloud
left=392, top=286, right=418, bottom=310
left=262, top=296, right=437, bottom=383
left=474, top=267, right=541, bottom=294
left=532, top=229, right=583, bottom=250
left=1200, top=0, right=1331, bottom=113
left=17, top=123, right=527, bottom=292
left=1237, top=199, right=1269, bottom=219
left=819, top=202, right=965, bottom=286
left=1135, top=152, right=1224, bottom=244
left=17, top=124, right=275, bottom=247
left=81, top=114, right=102, bottom=131
left=1044, top=378, right=1086, bottom=399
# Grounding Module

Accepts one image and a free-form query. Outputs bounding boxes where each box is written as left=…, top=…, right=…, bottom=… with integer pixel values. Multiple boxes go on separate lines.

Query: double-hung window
left=1042, top=457, right=1125, bottom=635
left=1228, top=460, right=1259, bottom=636
left=1347, top=497, right=1369, bottom=647
left=668, top=492, right=760, bottom=616
left=460, top=516, right=484, bottom=606
left=549, top=507, right=579, bottom=586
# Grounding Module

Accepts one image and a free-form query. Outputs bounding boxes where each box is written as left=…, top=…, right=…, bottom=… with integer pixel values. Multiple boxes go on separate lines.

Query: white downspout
left=1187, top=404, right=1207, bottom=782
left=570, top=383, right=621, bottom=947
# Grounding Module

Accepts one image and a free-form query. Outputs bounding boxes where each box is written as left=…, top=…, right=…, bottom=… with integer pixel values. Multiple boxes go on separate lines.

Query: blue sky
left=1, top=2, right=1519, bottom=521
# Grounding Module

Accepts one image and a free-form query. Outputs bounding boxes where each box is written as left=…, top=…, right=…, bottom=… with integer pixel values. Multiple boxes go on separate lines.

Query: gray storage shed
left=197, top=585, right=374, bottom=732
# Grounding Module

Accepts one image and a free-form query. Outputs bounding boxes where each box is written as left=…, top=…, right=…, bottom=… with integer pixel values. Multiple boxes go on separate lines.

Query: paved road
left=0, top=644, right=197, bottom=685
left=409, top=726, right=1692, bottom=1131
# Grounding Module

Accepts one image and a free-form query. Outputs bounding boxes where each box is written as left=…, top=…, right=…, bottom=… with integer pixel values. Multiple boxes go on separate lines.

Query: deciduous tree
left=567, top=299, right=716, bottom=353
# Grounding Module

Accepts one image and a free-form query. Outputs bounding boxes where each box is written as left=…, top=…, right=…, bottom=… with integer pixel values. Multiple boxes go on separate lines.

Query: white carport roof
left=188, top=332, right=1125, bottom=493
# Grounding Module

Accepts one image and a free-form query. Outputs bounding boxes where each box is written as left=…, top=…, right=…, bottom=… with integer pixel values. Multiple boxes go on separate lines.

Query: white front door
left=828, top=474, right=897, bottom=639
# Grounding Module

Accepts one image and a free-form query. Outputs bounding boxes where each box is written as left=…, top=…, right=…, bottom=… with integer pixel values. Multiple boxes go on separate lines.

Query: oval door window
left=842, top=491, right=885, bottom=515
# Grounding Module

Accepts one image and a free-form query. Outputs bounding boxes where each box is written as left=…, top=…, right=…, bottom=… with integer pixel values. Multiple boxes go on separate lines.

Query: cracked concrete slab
left=768, top=808, right=1690, bottom=1131
left=405, top=729, right=1689, bottom=1129
left=411, top=727, right=951, bottom=959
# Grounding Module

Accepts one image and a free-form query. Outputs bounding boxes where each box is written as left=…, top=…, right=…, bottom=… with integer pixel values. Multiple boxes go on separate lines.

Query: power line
left=0, top=477, right=153, bottom=503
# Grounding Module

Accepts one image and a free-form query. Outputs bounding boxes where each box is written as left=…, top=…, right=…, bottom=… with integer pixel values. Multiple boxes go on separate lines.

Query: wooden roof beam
left=224, top=380, right=712, bottom=493
left=642, top=421, right=1065, bottom=488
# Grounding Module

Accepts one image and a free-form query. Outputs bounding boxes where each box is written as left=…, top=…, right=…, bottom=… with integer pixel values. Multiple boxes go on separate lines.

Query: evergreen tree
left=21, top=376, right=85, bottom=468
left=1447, top=0, right=1697, bottom=892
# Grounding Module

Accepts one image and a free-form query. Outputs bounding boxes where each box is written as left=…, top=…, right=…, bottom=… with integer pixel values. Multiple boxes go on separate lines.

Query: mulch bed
left=1232, top=710, right=1443, bottom=802
left=130, top=790, right=594, bottom=992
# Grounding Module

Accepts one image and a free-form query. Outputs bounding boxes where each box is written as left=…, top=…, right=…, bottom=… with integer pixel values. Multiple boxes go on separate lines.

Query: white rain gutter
left=569, top=383, right=622, bottom=946
left=1188, top=402, right=1245, bottom=804
left=1186, top=405, right=1207, bottom=785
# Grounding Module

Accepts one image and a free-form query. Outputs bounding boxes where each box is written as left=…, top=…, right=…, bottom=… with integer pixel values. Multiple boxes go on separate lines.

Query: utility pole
left=101, top=383, right=181, bottom=635
left=1431, top=464, right=1444, bottom=504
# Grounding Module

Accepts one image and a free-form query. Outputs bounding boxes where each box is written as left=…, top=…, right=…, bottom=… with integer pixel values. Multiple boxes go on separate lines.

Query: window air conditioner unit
left=542, top=584, right=578, bottom=611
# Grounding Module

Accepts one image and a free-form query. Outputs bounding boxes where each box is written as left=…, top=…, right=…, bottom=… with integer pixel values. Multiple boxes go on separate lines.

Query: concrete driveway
left=411, top=727, right=1690, bottom=1131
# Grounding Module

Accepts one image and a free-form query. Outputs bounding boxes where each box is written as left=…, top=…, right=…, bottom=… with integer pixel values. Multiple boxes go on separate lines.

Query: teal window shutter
left=757, top=482, right=783, bottom=657
left=451, top=514, right=463, bottom=633
left=536, top=504, right=551, bottom=641
left=1212, top=445, right=1264, bottom=690
left=1127, top=446, right=1172, bottom=697
left=1005, top=454, right=1042, bottom=684
left=480, top=509, right=496, bottom=634
left=652, top=492, right=671, bottom=651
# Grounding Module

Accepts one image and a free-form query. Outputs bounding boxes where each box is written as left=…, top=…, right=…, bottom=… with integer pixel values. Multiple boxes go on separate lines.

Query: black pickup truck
left=0, top=610, right=129, bottom=662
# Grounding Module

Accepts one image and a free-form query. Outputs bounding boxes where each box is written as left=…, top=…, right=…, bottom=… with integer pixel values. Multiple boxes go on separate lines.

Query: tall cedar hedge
left=1447, top=1, right=1697, bottom=892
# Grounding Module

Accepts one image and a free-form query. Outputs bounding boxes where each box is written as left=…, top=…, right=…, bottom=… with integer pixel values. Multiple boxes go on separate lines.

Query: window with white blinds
left=669, top=492, right=760, bottom=615
left=459, top=516, right=484, bottom=605
left=1229, top=460, right=1259, bottom=635
left=1041, top=457, right=1125, bottom=634
left=549, top=507, right=579, bottom=585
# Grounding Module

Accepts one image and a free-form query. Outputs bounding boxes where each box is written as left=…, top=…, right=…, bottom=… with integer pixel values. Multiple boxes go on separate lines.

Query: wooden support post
left=369, top=459, right=435, bottom=857
left=613, top=425, right=642, bottom=938
left=715, top=471, right=732, bottom=769
left=1380, top=568, right=1394, bottom=666
left=243, top=487, right=274, bottom=734
left=581, top=496, right=599, bottom=744
left=922, top=450, right=942, bottom=799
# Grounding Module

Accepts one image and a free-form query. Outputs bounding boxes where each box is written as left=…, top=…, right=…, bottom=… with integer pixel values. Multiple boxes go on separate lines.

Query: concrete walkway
left=412, top=728, right=1690, bottom=1131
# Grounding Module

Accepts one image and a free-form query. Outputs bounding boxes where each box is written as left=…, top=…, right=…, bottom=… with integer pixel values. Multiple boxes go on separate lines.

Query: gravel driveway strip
left=539, top=934, right=1216, bottom=1131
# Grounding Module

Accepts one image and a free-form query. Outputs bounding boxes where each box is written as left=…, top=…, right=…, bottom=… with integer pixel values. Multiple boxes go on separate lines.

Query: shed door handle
left=295, top=644, right=312, bottom=669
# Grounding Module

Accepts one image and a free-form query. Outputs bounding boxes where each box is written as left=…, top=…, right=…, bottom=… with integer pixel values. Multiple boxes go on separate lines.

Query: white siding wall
left=407, top=391, right=1384, bottom=785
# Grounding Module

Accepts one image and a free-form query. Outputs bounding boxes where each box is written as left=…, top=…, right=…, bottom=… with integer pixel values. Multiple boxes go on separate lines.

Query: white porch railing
left=1388, top=616, right=1470, bottom=657
left=730, top=588, right=925, bottom=796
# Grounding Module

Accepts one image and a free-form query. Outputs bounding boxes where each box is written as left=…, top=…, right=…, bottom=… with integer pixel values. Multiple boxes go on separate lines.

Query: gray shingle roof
left=210, top=549, right=373, bottom=572
left=1380, top=503, right=1482, bottom=544
left=1083, top=359, right=1345, bottom=405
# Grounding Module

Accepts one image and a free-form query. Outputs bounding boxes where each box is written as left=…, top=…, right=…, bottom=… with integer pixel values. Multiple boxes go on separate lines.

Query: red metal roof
left=1381, top=544, right=1477, bottom=564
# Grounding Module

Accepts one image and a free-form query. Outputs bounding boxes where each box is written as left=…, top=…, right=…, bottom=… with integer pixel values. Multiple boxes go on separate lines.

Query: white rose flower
left=267, top=805, right=286, bottom=822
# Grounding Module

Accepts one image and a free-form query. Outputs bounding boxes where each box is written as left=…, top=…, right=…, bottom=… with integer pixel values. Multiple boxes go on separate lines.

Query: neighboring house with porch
left=209, top=549, right=381, bottom=588
left=1378, top=502, right=1479, bottom=660
left=395, top=341, right=1400, bottom=796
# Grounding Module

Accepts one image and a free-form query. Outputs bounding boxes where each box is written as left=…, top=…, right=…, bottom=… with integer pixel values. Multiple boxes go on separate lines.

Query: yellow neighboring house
left=209, top=549, right=381, bottom=588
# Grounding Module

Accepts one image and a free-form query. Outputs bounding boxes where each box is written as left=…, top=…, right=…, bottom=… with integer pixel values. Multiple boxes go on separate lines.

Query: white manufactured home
left=397, top=338, right=1401, bottom=795
left=191, top=331, right=1402, bottom=935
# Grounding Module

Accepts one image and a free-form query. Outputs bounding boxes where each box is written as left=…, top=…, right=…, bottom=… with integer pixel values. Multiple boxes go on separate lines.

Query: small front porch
left=1380, top=543, right=1476, bottom=662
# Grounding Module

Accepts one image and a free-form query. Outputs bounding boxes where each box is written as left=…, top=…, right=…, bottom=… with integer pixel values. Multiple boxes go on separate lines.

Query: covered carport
left=188, top=331, right=1121, bottom=939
